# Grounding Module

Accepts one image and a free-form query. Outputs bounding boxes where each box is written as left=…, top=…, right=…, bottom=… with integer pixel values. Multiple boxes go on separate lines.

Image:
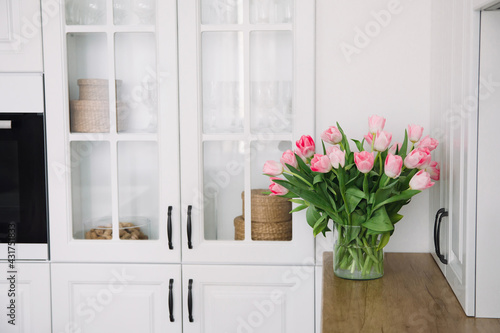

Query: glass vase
left=333, top=223, right=384, bottom=280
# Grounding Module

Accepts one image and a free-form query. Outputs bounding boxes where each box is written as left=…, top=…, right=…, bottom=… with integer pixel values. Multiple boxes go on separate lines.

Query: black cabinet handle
left=434, top=208, right=448, bottom=265
left=187, top=205, right=193, bottom=249
left=168, top=279, right=174, bottom=322
left=167, top=206, right=173, bottom=250
left=188, top=279, right=194, bottom=322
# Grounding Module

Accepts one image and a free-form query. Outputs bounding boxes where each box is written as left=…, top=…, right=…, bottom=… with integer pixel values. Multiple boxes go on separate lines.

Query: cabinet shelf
left=65, top=25, right=155, bottom=33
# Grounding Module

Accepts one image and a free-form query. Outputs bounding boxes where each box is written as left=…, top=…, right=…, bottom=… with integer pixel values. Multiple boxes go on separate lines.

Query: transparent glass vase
left=333, top=223, right=384, bottom=280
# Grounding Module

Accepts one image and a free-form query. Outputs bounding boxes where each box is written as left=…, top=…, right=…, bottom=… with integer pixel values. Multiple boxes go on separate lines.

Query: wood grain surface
left=321, top=252, right=500, bottom=333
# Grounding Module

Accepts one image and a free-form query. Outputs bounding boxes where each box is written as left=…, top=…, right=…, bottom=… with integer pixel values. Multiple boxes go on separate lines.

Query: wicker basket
left=242, top=189, right=291, bottom=223
left=77, top=79, right=109, bottom=100
left=70, top=100, right=110, bottom=133
left=234, top=215, right=292, bottom=241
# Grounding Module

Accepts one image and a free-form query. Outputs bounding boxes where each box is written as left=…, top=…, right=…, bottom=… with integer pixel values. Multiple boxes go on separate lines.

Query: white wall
left=316, top=0, right=432, bottom=252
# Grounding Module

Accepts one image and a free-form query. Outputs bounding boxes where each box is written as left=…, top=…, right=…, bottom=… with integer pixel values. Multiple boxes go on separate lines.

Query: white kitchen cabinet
left=43, top=0, right=181, bottom=263
left=0, top=262, right=51, bottom=333
left=430, top=0, right=500, bottom=318
left=178, top=0, right=316, bottom=264
left=182, top=264, right=315, bottom=333
left=51, top=263, right=182, bottom=333
left=0, top=0, right=43, bottom=72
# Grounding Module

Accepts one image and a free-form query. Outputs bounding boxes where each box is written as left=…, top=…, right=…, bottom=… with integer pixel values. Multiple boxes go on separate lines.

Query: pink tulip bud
left=425, top=161, right=440, bottom=181
left=310, top=154, right=332, bottom=173
left=368, top=115, right=386, bottom=134
left=408, top=124, right=424, bottom=143
left=321, top=126, right=343, bottom=145
left=296, top=135, right=315, bottom=158
left=327, top=146, right=346, bottom=169
left=263, top=160, right=283, bottom=176
left=364, top=132, right=373, bottom=145
left=354, top=151, right=375, bottom=174
left=416, top=135, right=438, bottom=151
left=409, top=170, right=435, bottom=190
left=373, top=130, right=392, bottom=152
left=404, top=148, right=432, bottom=169
left=384, top=154, right=403, bottom=179
left=269, top=177, right=289, bottom=196
left=280, top=149, right=298, bottom=170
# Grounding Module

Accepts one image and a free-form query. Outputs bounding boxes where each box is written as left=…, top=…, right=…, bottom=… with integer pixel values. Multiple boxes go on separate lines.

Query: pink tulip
left=280, top=150, right=298, bottom=170
left=354, top=151, right=375, bottom=174
left=294, top=149, right=307, bottom=163
left=269, top=177, right=289, bottom=196
left=327, top=146, right=346, bottom=169
left=416, top=135, right=438, bottom=151
left=368, top=115, right=386, bottom=134
left=296, top=135, right=315, bottom=158
left=310, top=154, right=332, bottom=173
left=263, top=160, right=283, bottom=176
left=404, top=148, right=432, bottom=169
left=384, top=154, right=403, bottom=179
left=373, top=130, right=392, bottom=152
left=409, top=170, right=435, bottom=190
left=364, top=132, right=373, bottom=145
left=321, top=126, right=342, bottom=145
left=388, top=142, right=403, bottom=155
left=408, top=124, right=424, bottom=143
left=426, top=161, right=440, bottom=181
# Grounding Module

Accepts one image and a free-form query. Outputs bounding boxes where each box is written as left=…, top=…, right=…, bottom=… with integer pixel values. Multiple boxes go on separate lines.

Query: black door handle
left=168, top=279, right=174, bottom=322
left=187, top=205, right=193, bottom=249
left=188, top=279, right=194, bottom=322
left=434, top=208, right=448, bottom=265
left=167, top=206, right=173, bottom=250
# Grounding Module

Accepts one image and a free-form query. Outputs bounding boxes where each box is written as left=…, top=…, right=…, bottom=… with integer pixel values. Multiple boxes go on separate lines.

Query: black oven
left=0, top=113, right=47, bottom=248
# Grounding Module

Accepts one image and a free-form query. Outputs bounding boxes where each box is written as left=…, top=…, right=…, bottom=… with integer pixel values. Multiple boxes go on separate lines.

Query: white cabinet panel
left=51, top=263, right=182, bottom=333
left=0, top=262, right=51, bottom=333
left=476, top=10, right=500, bottom=319
left=0, top=0, right=43, bottom=72
left=0, top=74, right=43, bottom=112
left=183, top=264, right=315, bottom=333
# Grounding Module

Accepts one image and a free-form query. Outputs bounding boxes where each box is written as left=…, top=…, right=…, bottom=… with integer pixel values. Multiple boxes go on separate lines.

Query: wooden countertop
left=321, top=252, right=500, bottom=333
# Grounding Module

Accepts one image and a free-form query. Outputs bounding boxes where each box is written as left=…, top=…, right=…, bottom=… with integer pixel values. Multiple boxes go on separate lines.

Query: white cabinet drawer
left=0, top=74, right=44, bottom=113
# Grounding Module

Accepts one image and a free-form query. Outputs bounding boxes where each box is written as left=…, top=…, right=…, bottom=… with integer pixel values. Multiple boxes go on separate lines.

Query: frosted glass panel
left=201, top=0, right=242, bottom=24
left=115, top=33, right=157, bottom=133
left=66, top=0, right=107, bottom=25
left=202, top=32, right=244, bottom=134
left=67, top=33, right=110, bottom=133
left=113, top=0, right=156, bottom=25
left=71, top=141, right=111, bottom=239
left=118, top=142, right=159, bottom=240
left=203, top=141, right=244, bottom=240
left=250, top=0, right=293, bottom=24
left=250, top=31, right=293, bottom=133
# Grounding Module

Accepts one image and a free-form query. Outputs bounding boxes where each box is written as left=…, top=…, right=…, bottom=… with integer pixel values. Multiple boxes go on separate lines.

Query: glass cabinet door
left=44, top=0, right=180, bottom=262
left=179, top=0, right=315, bottom=264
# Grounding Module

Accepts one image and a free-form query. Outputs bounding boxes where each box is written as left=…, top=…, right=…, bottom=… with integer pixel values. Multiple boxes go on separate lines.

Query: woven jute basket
left=241, top=189, right=291, bottom=223
left=70, top=100, right=110, bottom=133
left=77, top=79, right=109, bottom=100
left=234, top=215, right=292, bottom=241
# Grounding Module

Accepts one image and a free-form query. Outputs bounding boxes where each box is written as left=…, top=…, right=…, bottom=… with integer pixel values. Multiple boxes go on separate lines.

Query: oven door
left=0, top=113, right=48, bottom=260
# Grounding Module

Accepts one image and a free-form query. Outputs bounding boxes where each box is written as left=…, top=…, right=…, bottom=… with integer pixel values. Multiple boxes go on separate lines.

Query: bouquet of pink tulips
left=263, top=115, right=440, bottom=278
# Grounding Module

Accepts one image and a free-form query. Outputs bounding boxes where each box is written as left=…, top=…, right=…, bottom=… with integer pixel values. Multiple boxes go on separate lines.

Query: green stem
left=371, top=133, right=376, bottom=152
left=283, top=170, right=314, bottom=188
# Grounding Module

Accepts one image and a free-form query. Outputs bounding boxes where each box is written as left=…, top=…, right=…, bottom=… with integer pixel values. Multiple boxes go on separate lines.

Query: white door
left=43, top=0, right=181, bottom=263
left=0, top=262, right=51, bottom=333
left=51, top=263, right=182, bottom=333
left=182, top=264, right=315, bottom=333
left=476, top=9, right=500, bottom=318
left=178, top=0, right=316, bottom=264
left=0, top=0, right=43, bottom=72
